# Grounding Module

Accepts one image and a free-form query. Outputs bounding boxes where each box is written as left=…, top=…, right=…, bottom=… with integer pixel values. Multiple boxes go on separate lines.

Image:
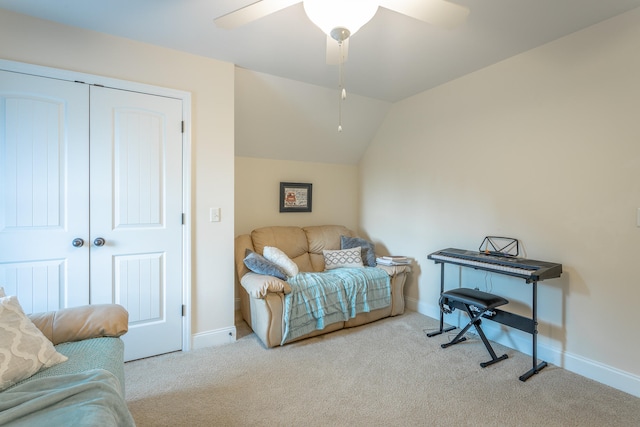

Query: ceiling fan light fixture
left=303, top=0, right=379, bottom=38
left=330, top=27, right=351, bottom=43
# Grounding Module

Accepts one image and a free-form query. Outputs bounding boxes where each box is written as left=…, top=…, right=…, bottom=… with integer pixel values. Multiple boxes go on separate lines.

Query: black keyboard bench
left=439, top=288, right=509, bottom=368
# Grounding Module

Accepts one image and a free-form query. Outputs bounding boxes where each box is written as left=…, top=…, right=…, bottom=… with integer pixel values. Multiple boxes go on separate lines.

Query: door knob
left=72, top=238, right=84, bottom=247
left=93, top=237, right=106, bottom=247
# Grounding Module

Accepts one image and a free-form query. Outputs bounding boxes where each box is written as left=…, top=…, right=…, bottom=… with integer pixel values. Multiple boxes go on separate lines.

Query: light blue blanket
left=0, top=369, right=135, bottom=427
left=282, top=267, right=391, bottom=344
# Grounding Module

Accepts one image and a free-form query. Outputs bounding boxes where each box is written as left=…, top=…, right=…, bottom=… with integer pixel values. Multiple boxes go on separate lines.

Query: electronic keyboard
left=428, top=248, right=562, bottom=282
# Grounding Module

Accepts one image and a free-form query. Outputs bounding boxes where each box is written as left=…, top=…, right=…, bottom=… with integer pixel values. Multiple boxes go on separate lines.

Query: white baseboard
left=191, top=326, right=237, bottom=350
left=405, top=296, right=640, bottom=398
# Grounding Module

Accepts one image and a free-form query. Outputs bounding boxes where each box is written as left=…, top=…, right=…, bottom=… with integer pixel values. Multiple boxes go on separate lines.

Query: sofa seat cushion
left=0, top=368, right=135, bottom=427
left=9, top=337, right=126, bottom=396
left=282, top=267, right=391, bottom=344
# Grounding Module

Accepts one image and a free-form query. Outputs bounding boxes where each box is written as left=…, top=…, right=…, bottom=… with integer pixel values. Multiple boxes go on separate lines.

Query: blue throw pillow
left=341, top=235, right=376, bottom=267
left=244, top=249, right=288, bottom=280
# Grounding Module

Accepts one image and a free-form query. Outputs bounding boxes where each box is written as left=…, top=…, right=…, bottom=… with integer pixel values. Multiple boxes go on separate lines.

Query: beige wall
left=235, top=68, right=391, bottom=165
left=0, top=10, right=236, bottom=343
left=360, top=8, right=640, bottom=393
left=235, top=157, right=359, bottom=236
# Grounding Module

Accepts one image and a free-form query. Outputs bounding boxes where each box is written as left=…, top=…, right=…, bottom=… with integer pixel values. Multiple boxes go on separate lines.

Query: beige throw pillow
left=263, top=246, right=299, bottom=278
left=323, top=247, right=364, bottom=270
left=0, top=295, right=68, bottom=391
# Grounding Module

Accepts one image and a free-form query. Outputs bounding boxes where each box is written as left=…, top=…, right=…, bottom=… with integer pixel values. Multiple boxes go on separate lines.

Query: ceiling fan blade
left=379, top=0, right=470, bottom=29
left=214, top=0, right=301, bottom=29
left=326, top=36, right=349, bottom=65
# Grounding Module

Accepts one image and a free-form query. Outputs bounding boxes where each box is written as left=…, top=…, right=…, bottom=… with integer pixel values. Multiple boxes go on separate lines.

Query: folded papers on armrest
left=376, top=256, right=411, bottom=266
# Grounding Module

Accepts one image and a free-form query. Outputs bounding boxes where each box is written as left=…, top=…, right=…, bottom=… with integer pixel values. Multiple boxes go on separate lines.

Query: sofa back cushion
left=251, top=226, right=313, bottom=272
left=303, top=225, right=355, bottom=271
left=242, top=225, right=358, bottom=274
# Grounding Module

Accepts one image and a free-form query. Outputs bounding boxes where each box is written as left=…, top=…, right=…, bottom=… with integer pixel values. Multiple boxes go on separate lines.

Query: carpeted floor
left=124, top=311, right=640, bottom=426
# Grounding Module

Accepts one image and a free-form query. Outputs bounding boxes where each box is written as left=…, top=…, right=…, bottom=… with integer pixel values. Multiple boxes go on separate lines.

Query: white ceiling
left=1, top=0, right=640, bottom=103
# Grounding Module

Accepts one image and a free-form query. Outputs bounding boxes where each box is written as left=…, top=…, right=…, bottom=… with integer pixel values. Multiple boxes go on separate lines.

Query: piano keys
left=428, top=248, right=562, bottom=283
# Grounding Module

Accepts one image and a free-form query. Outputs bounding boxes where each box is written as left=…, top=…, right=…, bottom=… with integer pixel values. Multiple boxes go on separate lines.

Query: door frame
left=0, top=59, right=193, bottom=352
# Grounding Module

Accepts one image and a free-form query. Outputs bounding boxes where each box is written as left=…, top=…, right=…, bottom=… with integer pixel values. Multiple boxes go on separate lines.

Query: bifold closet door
left=0, top=70, right=90, bottom=311
left=89, top=86, right=184, bottom=361
left=1, top=71, right=184, bottom=361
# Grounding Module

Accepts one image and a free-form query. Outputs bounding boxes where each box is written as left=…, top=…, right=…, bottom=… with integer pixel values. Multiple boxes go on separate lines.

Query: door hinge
left=181, top=121, right=184, bottom=133
left=181, top=213, right=185, bottom=225
left=182, top=305, right=186, bottom=316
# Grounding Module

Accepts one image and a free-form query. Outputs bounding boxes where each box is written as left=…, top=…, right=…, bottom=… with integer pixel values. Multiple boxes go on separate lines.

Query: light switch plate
left=210, top=207, right=221, bottom=222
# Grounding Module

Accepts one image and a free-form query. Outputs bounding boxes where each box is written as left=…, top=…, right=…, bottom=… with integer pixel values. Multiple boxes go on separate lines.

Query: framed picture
left=280, top=182, right=312, bottom=213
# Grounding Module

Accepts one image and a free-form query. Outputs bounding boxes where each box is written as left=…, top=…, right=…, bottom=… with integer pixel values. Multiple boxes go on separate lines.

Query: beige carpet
left=124, top=311, right=639, bottom=426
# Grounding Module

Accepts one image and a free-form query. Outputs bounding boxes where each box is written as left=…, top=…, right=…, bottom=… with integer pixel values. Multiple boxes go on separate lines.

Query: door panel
left=89, top=86, right=183, bottom=361
left=0, top=70, right=89, bottom=310
left=115, top=253, right=163, bottom=323
left=0, top=70, right=184, bottom=361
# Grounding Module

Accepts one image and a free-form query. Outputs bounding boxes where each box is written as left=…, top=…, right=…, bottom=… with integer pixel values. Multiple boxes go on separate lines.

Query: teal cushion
left=9, top=337, right=125, bottom=396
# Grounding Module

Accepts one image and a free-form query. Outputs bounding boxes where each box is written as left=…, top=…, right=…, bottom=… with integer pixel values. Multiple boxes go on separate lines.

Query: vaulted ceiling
left=2, top=0, right=639, bottom=102
left=2, top=0, right=639, bottom=163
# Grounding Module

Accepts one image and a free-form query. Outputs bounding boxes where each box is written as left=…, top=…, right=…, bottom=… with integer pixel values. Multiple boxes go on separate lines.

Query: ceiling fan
left=215, top=0, right=469, bottom=131
left=214, top=0, right=470, bottom=64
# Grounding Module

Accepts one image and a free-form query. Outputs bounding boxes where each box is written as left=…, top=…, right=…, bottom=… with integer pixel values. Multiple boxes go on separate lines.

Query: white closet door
left=0, top=70, right=90, bottom=311
left=89, top=86, right=183, bottom=361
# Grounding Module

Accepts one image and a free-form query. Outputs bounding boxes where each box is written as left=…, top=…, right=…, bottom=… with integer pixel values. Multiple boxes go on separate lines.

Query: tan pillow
left=0, top=295, right=68, bottom=391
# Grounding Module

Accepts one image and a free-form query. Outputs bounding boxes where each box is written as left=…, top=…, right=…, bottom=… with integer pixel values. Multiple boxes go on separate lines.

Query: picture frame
left=280, top=182, right=312, bottom=213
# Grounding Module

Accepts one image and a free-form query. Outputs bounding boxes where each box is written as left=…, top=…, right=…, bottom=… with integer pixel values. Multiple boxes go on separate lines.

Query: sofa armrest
left=377, top=264, right=410, bottom=316
left=376, top=264, right=411, bottom=276
left=235, top=234, right=254, bottom=280
left=28, top=304, right=129, bottom=345
left=240, top=272, right=292, bottom=299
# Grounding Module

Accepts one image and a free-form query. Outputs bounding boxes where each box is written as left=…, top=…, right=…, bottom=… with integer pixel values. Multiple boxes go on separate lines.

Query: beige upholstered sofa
left=234, top=225, right=410, bottom=348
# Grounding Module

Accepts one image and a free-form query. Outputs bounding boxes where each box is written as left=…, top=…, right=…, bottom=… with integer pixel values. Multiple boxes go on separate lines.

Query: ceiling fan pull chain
left=338, top=40, right=346, bottom=132
left=338, top=98, right=343, bottom=132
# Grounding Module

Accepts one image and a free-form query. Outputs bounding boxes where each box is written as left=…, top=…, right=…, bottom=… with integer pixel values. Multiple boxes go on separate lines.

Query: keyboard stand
left=428, top=259, right=548, bottom=382
left=426, top=263, right=455, bottom=337
left=519, top=277, right=547, bottom=382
